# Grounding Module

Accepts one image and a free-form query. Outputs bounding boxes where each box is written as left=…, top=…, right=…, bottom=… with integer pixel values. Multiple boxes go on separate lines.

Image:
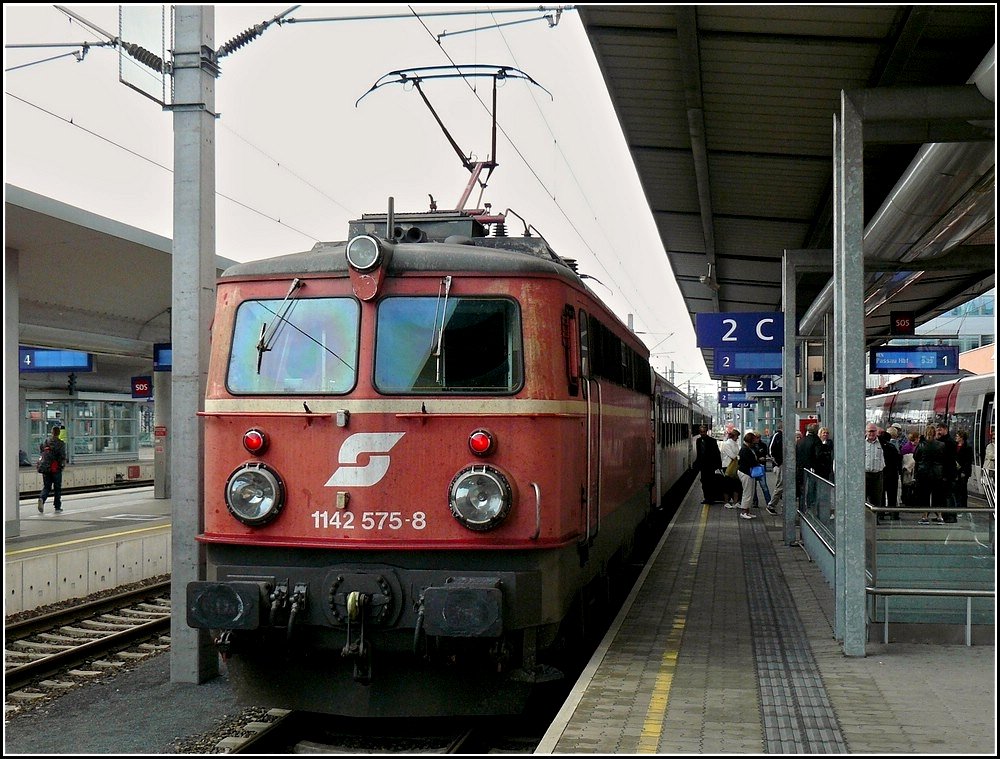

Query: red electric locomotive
left=186, top=198, right=706, bottom=717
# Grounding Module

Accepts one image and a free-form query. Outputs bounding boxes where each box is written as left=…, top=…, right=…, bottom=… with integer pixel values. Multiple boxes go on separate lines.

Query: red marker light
left=243, top=428, right=267, bottom=455
left=469, top=429, right=494, bottom=456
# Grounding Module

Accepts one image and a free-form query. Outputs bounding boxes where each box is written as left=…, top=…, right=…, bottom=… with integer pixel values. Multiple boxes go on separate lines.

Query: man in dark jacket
left=796, top=422, right=818, bottom=509
left=766, top=422, right=783, bottom=514
left=694, top=424, right=723, bottom=504
left=37, top=423, right=68, bottom=513
left=879, top=428, right=902, bottom=521
left=936, top=423, right=958, bottom=522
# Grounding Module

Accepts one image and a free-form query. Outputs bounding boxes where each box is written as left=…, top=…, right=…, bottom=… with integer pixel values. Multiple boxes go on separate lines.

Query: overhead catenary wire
left=6, top=5, right=698, bottom=372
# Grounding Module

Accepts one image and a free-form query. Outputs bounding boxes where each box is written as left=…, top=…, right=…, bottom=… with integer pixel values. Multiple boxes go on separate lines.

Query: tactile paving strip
left=742, top=518, right=849, bottom=753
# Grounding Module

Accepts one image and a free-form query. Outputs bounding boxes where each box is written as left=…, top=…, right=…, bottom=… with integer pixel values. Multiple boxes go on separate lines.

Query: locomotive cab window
left=227, top=297, right=360, bottom=394
left=374, top=297, right=522, bottom=393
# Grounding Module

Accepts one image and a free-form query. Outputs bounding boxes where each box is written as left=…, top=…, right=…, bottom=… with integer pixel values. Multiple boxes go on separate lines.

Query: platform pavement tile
left=661, top=740, right=702, bottom=753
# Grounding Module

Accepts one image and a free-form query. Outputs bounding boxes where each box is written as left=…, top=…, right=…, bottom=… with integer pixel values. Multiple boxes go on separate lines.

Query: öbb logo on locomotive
left=325, top=431, right=405, bottom=487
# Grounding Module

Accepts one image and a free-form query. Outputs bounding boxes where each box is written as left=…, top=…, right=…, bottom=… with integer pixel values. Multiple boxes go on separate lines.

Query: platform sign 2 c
left=696, top=312, right=783, bottom=350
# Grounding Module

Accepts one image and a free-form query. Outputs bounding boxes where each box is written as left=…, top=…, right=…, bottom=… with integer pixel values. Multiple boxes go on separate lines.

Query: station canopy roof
left=577, top=5, right=995, bottom=377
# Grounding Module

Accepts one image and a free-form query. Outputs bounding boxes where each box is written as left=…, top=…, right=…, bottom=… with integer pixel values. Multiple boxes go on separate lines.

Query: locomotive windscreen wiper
left=256, top=278, right=304, bottom=374
left=432, top=276, right=452, bottom=383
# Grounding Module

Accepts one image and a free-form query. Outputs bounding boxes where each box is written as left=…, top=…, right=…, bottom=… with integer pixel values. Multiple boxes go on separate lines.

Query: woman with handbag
left=720, top=429, right=742, bottom=507
left=751, top=432, right=772, bottom=507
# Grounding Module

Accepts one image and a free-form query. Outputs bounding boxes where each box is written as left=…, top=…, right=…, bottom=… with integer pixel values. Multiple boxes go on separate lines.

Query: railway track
left=4, top=580, right=172, bottom=698
left=19, top=478, right=155, bottom=500
left=221, top=711, right=540, bottom=754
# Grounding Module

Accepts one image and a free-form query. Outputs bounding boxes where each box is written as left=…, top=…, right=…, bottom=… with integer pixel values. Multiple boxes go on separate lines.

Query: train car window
left=226, top=298, right=360, bottom=394
left=374, top=297, right=522, bottom=394
left=578, top=310, right=591, bottom=379
left=562, top=305, right=581, bottom=396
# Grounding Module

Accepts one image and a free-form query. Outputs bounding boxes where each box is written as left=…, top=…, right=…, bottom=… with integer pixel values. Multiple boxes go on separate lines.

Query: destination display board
left=19, top=347, right=93, bottom=373
left=153, top=343, right=172, bottom=372
left=719, top=390, right=755, bottom=408
left=869, top=345, right=959, bottom=374
left=714, top=350, right=783, bottom=375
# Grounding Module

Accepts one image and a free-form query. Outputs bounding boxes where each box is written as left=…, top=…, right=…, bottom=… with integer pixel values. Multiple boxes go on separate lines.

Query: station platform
left=5, top=487, right=171, bottom=615
left=536, top=479, right=997, bottom=754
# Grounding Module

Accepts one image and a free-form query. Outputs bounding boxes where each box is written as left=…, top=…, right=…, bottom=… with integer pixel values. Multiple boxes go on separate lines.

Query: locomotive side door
left=578, top=311, right=601, bottom=543
left=973, top=386, right=995, bottom=505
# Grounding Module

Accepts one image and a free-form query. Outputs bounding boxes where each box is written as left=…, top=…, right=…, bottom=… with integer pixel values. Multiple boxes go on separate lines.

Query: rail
left=865, top=502, right=994, bottom=647
left=865, top=586, right=994, bottom=646
left=982, top=467, right=996, bottom=511
left=798, top=472, right=994, bottom=644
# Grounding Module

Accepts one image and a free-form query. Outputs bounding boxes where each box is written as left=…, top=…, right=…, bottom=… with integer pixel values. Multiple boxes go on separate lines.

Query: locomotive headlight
left=449, top=465, right=512, bottom=531
left=225, top=463, right=285, bottom=526
left=346, top=235, right=383, bottom=272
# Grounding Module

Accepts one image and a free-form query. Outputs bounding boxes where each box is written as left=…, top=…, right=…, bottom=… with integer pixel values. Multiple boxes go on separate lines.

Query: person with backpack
left=37, top=423, right=67, bottom=513
left=751, top=432, right=772, bottom=508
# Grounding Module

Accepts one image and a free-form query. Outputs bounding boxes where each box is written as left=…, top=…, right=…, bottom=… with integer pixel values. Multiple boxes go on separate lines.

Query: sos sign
left=890, top=311, right=915, bottom=336
left=132, top=375, right=153, bottom=399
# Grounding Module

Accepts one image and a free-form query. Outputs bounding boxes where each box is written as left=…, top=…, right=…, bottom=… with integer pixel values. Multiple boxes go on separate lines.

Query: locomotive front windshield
left=374, top=297, right=522, bottom=393
left=227, top=297, right=360, bottom=394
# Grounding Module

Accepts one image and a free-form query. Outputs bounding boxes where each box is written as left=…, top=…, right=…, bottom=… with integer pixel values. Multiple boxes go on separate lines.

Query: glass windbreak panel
left=228, top=298, right=359, bottom=394
left=375, top=297, right=522, bottom=393
left=801, top=470, right=836, bottom=549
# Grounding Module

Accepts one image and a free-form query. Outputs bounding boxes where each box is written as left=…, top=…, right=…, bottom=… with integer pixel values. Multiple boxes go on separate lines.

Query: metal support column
left=781, top=250, right=832, bottom=547
left=833, top=98, right=867, bottom=657
left=170, top=5, right=220, bottom=683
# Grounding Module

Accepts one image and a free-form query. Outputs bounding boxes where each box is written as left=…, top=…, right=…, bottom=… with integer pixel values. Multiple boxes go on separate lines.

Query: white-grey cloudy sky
left=4, top=3, right=715, bottom=395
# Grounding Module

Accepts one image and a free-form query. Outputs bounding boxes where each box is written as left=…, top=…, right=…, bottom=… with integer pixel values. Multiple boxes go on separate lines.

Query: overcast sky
left=4, top=4, right=715, bottom=396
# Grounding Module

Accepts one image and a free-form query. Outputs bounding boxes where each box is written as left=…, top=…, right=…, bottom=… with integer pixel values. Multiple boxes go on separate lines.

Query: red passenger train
left=186, top=199, right=708, bottom=717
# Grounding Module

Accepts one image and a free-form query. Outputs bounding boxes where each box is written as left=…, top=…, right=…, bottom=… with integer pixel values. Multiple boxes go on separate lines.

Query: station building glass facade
left=25, top=394, right=153, bottom=465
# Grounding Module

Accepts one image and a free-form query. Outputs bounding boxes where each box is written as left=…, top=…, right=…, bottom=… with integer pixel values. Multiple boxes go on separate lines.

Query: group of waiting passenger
left=795, top=420, right=974, bottom=524
left=696, top=419, right=980, bottom=525
left=694, top=425, right=778, bottom=520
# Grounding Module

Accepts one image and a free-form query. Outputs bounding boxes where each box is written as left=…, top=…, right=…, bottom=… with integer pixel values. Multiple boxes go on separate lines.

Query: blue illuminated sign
left=19, top=346, right=93, bottom=373
left=715, top=350, right=783, bottom=375
left=744, top=376, right=781, bottom=394
left=696, top=312, right=783, bottom=350
left=869, top=346, right=959, bottom=375
left=153, top=343, right=172, bottom=372
left=719, top=391, right=751, bottom=404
